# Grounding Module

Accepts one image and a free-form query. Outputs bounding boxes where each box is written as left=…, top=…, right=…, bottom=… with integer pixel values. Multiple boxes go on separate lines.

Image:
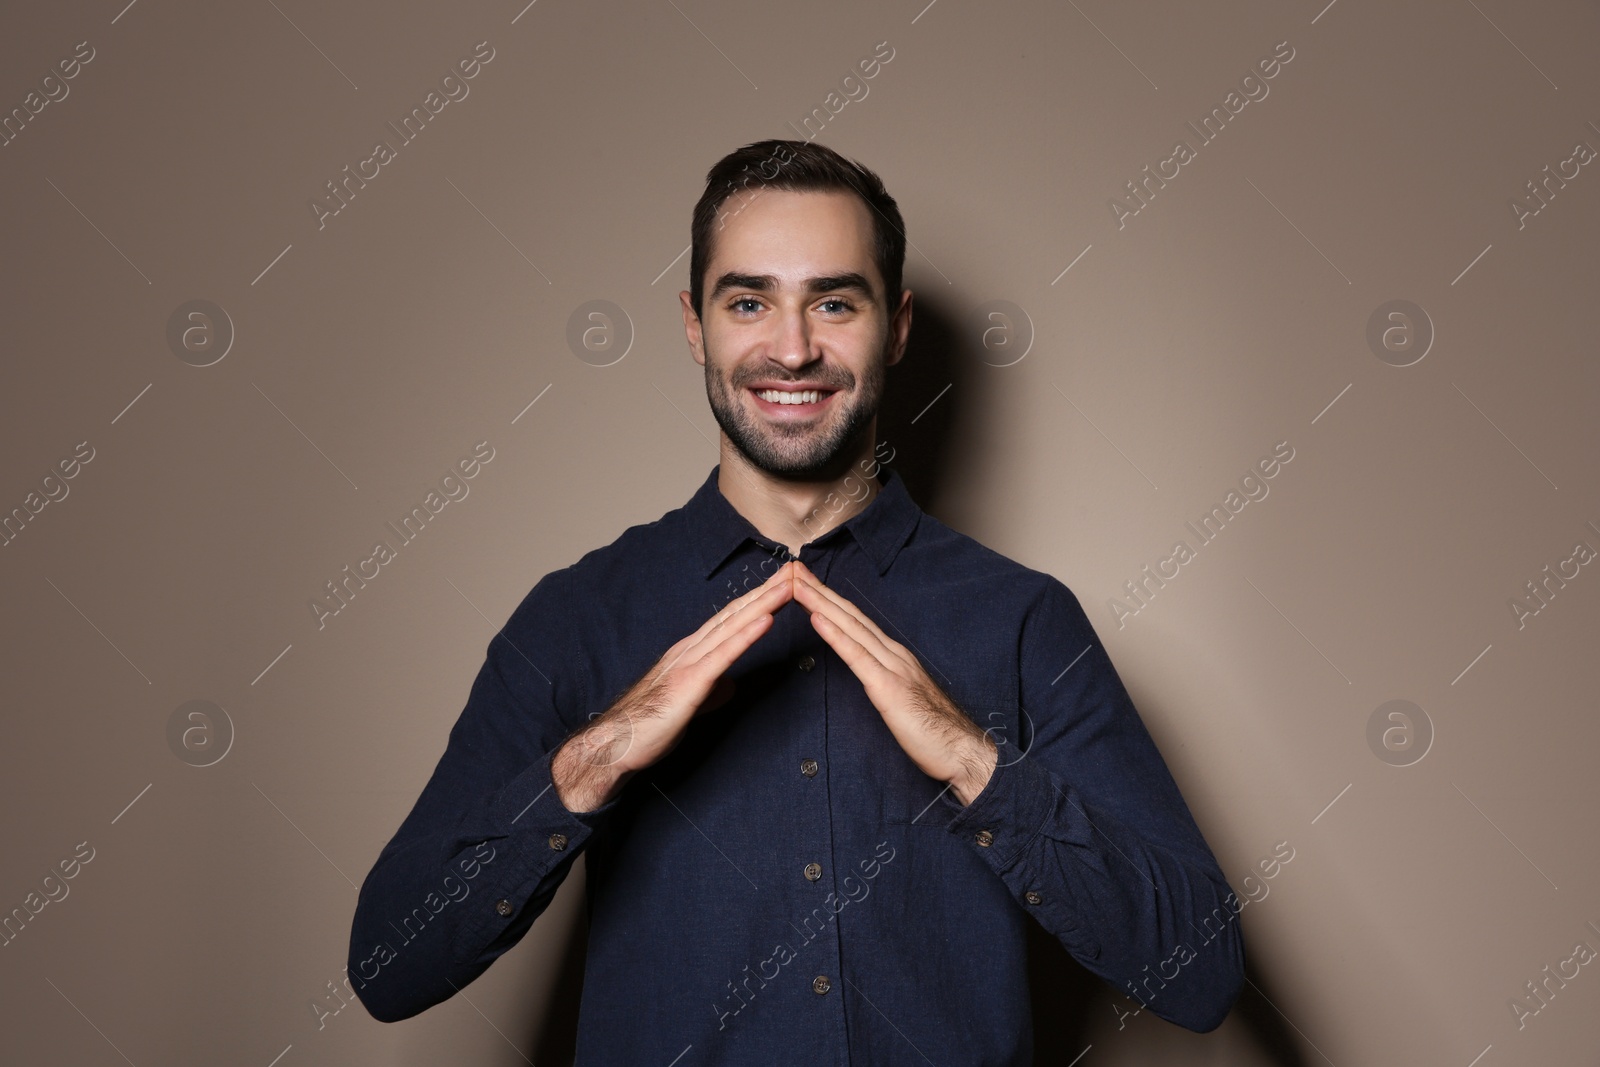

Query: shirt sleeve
left=347, top=565, right=624, bottom=1023
left=935, top=576, right=1244, bottom=1032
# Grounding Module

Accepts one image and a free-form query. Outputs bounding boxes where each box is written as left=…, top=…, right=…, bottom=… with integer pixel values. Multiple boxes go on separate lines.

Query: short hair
left=689, top=139, right=906, bottom=321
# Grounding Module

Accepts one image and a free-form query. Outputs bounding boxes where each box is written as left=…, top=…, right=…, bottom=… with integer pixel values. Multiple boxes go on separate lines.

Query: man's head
left=681, top=140, right=912, bottom=479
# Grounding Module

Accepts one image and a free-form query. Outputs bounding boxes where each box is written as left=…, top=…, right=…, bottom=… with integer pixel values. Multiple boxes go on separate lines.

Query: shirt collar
left=689, top=462, right=921, bottom=580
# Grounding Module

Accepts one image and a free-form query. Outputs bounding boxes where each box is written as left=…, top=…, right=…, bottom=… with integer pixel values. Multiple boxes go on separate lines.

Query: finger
left=649, top=566, right=791, bottom=680
left=806, top=608, right=899, bottom=696
left=714, top=559, right=796, bottom=621
left=685, top=606, right=776, bottom=698
left=686, top=561, right=796, bottom=649
left=791, top=563, right=891, bottom=644
left=793, top=581, right=899, bottom=679
left=680, top=565, right=796, bottom=670
left=701, top=563, right=796, bottom=640
left=722, top=557, right=797, bottom=613
left=790, top=567, right=911, bottom=672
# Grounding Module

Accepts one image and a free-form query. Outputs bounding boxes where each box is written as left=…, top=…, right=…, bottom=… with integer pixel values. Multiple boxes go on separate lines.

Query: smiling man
left=349, top=139, right=1244, bottom=1063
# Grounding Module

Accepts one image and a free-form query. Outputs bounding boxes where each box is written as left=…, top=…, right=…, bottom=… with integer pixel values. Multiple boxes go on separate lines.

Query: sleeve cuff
left=456, top=745, right=625, bottom=948
left=937, top=748, right=1056, bottom=871
left=496, top=743, right=625, bottom=838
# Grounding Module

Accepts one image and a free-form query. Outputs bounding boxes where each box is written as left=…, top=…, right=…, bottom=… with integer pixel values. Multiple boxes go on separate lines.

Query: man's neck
left=717, top=438, right=882, bottom=557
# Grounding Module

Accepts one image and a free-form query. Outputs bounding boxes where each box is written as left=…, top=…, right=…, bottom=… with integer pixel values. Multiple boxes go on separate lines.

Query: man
left=348, top=139, right=1244, bottom=1062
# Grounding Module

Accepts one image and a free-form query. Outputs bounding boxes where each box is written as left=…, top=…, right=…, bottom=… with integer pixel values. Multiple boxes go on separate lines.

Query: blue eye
left=818, top=298, right=856, bottom=314
left=730, top=298, right=762, bottom=314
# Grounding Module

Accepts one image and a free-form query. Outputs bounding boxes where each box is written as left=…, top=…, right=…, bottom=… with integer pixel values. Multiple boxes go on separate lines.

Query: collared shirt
left=348, top=463, right=1244, bottom=1063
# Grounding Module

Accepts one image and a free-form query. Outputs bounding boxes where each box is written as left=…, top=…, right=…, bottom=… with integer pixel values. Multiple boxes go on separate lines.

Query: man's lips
left=747, top=385, right=838, bottom=418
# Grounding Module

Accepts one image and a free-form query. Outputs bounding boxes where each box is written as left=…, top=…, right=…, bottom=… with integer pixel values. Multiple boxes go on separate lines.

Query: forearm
left=1030, top=801, right=1244, bottom=1030
left=944, top=754, right=1243, bottom=1031
left=347, top=836, right=506, bottom=1022
left=349, top=745, right=613, bottom=1022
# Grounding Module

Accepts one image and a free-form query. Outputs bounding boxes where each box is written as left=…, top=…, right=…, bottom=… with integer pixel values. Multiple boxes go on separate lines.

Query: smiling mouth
left=748, top=386, right=838, bottom=415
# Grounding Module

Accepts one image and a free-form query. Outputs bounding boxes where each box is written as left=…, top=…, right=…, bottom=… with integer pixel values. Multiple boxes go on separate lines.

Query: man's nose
left=773, top=306, right=818, bottom=369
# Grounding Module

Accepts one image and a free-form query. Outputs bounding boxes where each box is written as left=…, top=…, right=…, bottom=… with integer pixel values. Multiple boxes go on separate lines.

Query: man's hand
left=551, top=560, right=798, bottom=812
left=790, top=560, right=998, bottom=806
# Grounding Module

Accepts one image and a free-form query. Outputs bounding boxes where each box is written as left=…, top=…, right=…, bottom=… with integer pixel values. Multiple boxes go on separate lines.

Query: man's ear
left=680, top=291, right=706, bottom=367
left=886, top=287, right=913, bottom=368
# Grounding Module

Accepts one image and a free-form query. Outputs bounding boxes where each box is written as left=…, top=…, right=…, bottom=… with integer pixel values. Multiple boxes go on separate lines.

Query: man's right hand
left=551, top=559, right=797, bottom=813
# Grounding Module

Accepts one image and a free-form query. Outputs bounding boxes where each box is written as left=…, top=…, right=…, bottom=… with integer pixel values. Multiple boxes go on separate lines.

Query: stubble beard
left=703, top=338, right=886, bottom=480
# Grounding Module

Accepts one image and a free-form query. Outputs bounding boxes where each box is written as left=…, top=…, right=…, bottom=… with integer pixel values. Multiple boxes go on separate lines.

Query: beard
left=703, top=339, right=886, bottom=480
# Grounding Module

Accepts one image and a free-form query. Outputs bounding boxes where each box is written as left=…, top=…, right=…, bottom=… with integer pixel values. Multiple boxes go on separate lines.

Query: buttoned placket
left=791, top=537, right=853, bottom=1063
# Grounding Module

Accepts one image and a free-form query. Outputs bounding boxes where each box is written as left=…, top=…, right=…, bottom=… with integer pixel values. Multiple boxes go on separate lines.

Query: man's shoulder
left=892, top=509, right=1098, bottom=710
left=904, top=508, right=1073, bottom=607
left=566, top=490, right=695, bottom=579
left=518, top=487, right=701, bottom=619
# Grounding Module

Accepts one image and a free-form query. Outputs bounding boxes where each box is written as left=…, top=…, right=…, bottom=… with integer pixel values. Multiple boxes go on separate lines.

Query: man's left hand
left=790, top=560, right=998, bottom=806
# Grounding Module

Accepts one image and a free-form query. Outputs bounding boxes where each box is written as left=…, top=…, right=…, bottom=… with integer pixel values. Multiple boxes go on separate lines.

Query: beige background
left=2, top=0, right=1597, bottom=1063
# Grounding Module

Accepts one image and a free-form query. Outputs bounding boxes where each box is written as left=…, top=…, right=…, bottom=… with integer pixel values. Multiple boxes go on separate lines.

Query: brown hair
left=688, top=139, right=906, bottom=321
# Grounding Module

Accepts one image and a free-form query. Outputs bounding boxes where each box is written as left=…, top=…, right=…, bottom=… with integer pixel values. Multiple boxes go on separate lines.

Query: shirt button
left=548, top=832, right=568, bottom=851
left=975, top=829, right=994, bottom=847
left=812, top=975, right=831, bottom=994
left=1025, top=891, right=1042, bottom=905
left=495, top=899, right=514, bottom=916
left=800, top=758, right=819, bottom=777
left=804, top=862, right=822, bottom=881
left=798, top=654, right=816, bottom=671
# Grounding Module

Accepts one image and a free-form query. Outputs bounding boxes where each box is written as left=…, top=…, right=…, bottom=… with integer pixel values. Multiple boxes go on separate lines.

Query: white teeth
left=756, top=389, right=823, bottom=405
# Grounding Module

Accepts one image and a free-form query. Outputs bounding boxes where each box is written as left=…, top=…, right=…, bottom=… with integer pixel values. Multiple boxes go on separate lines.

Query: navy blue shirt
left=348, top=463, right=1244, bottom=1062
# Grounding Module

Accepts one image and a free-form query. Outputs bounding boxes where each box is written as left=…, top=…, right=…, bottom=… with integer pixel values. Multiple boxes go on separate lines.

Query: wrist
left=947, top=734, right=998, bottom=807
left=552, top=724, right=630, bottom=813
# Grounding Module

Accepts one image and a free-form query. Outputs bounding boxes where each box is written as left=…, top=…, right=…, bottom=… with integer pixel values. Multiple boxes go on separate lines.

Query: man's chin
left=711, top=394, right=874, bottom=480
left=734, top=437, right=864, bottom=480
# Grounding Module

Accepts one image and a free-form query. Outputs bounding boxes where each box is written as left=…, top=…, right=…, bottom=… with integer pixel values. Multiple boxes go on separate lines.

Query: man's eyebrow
left=708, top=271, right=877, bottom=303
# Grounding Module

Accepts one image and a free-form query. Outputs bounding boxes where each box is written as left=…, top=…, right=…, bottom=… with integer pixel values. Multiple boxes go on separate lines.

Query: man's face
left=682, top=188, right=908, bottom=478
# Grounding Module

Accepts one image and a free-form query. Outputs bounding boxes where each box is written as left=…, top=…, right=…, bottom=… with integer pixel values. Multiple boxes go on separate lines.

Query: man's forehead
left=708, top=189, right=879, bottom=293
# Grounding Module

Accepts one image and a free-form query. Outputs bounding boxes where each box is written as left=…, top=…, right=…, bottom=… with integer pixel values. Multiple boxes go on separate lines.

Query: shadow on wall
left=519, top=296, right=1303, bottom=1064
left=872, top=292, right=967, bottom=513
